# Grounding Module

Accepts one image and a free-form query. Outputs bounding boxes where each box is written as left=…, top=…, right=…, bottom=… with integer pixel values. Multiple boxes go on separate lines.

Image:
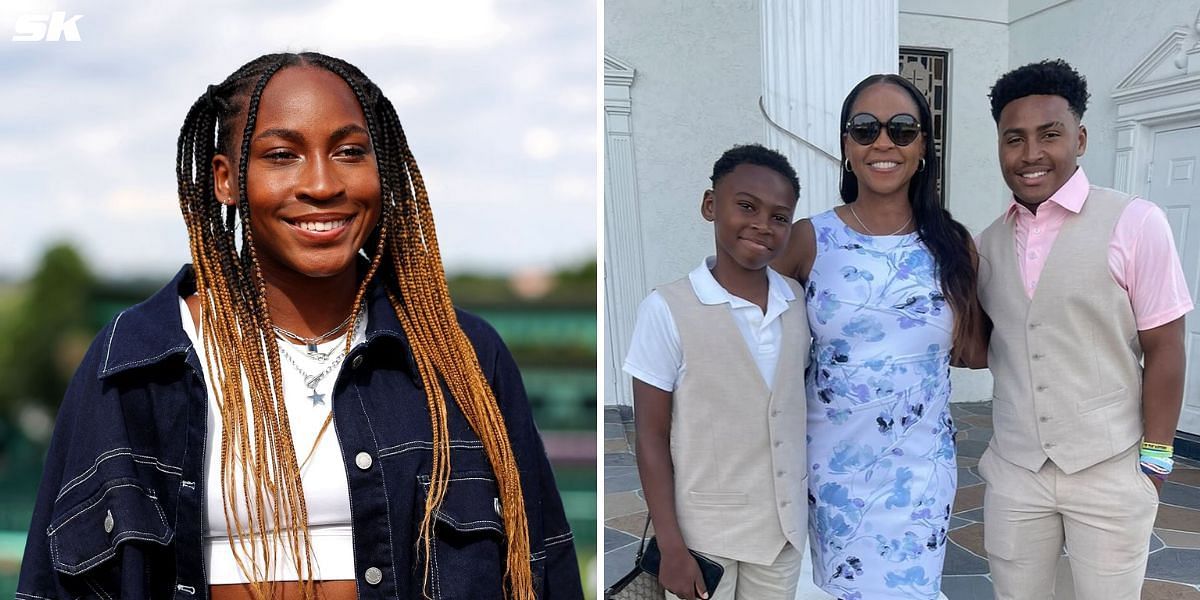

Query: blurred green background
left=0, top=243, right=597, bottom=597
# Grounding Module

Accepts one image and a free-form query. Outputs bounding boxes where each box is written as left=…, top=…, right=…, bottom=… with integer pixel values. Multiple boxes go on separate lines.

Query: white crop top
left=179, top=297, right=365, bottom=583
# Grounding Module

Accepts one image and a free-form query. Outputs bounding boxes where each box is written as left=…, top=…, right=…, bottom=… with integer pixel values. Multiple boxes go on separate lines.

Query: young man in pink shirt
left=974, top=59, right=1194, bottom=599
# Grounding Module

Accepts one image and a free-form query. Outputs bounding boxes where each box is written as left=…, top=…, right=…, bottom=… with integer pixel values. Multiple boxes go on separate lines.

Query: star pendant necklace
left=278, top=342, right=348, bottom=407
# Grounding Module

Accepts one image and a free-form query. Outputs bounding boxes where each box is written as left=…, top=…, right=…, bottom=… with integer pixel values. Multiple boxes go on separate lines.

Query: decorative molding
left=1113, top=10, right=1200, bottom=112
left=1111, top=12, right=1200, bottom=197
left=603, top=53, right=645, bottom=407
left=1114, top=151, right=1132, bottom=193
left=1115, top=27, right=1200, bottom=91
left=1115, top=124, right=1136, bottom=150
left=760, top=0, right=899, bottom=218
left=604, top=55, right=635, bottom=87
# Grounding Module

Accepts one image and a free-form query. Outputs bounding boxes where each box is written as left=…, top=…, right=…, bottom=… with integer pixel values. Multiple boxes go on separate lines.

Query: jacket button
left=351, top=355, right=364, bottom=369
left=103, top=509, right=114, bottom=534
left=774, top=440, right=782, bottom=448
left=1039, top=416, right=1049, bottom=423
left=1032, top=353, right=1044, bottom=360
left=494, top=497, right=502, bottom=516
left=776, top=470, right=785, bottom=477
left=1029, top=322, right=1041, bottom=330
left=771, top=409, right=781, bottom=417
left=1043, top=442, right=1056, bottom=449
left=1036, top=384, right=1048, bottom=392
left=364, top=567, right=383, bottom=586
left=355, top=452, right=373, bottom=470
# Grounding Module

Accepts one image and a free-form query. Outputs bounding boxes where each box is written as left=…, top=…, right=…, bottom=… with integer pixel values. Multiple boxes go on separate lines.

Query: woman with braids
left=17, top=52, right=583, bottom=600
left=772, top=74, right=984, bottom=599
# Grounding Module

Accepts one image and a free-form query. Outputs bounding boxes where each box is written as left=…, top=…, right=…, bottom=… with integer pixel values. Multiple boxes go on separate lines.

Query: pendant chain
left=272, top=310, right=358, bottom=357
left=848, top=203, right=913, bottom=236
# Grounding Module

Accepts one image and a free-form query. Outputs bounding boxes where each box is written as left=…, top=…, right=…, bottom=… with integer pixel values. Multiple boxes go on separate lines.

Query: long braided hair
left=838, top=74, right=981, bottom=362
left=176, top=52, right=533, bottom=599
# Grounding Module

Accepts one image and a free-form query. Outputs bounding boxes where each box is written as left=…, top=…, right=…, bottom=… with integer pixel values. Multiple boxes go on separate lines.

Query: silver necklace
left=272, top=310, right=357, bottom=358
left=848, top=204, right=912, bottom=236
left=278, top=341, right=348, bottom=407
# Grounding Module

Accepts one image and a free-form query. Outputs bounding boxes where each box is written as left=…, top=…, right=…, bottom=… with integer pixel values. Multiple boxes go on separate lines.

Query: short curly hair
left=988, top=59, right=1090, bottom=123
left=709, top=143, right=801, bottom=201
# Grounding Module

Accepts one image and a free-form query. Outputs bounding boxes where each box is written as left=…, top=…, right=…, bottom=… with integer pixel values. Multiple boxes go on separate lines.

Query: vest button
left=771, top=409, right=780, bottom=417
left=1039, top=416, right=1049, bottom=423
left=1029, top=323, right=1041, bottom=330
left=1036, top=385, right=1049, bottom=392
left=776, top=470, right=785, bottom=477
left=1043, top=442, right=1056, bottom=449
left=1032, top=353, right=1045, bottom=360
left=774, top=440, right=782, bottom=448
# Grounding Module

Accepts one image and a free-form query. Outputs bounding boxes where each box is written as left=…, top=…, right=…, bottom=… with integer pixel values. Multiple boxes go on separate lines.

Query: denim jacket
left=17, top=265, right=583, bottom=599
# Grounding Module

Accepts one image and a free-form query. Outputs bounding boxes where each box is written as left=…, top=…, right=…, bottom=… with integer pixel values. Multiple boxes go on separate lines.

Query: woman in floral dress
left=774, top=74, right=985, bottom=599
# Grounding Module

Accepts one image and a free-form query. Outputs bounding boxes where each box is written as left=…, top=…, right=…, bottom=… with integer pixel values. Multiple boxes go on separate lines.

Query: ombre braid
left=176, top=52, right=533, bottom=599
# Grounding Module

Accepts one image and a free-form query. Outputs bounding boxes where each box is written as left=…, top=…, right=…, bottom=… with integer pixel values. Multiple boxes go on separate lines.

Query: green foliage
left=0, top=243, right=96, bottom=417
left=448, top=260, right=597, bottom=309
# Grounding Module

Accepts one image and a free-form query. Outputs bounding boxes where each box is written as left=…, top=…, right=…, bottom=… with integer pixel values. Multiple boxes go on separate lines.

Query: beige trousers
left=979, top=445, right=1159, bottom=600
left=664, top=543, right=802, bottom=600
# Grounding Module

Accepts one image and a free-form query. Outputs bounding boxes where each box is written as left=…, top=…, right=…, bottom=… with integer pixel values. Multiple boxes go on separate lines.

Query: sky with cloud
left=0, top=0, right=597, bottom=279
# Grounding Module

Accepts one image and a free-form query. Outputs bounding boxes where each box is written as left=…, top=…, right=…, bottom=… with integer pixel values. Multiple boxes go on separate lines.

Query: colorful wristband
left=1139, top=440, right=1174, bottom=480
left=1140, top=458, right=1172, bottom=480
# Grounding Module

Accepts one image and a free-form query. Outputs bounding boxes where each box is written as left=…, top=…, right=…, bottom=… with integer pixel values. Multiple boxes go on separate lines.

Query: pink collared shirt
left=1004, top=168, right=1194, bottom=330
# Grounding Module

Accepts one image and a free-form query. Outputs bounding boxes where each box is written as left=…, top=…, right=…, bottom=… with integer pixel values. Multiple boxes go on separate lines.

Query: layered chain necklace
left=273, top=308, right=363, bottom=407
left=273, top=311, right=357, bottom=359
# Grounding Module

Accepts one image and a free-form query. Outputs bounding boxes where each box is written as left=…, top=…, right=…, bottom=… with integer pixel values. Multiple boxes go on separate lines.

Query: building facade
left=604, top=0, right=1200, bottom=440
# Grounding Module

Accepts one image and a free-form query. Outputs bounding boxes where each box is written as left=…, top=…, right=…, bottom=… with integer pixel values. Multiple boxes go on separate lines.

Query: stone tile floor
left=604, top=402, right=1200, bottom=599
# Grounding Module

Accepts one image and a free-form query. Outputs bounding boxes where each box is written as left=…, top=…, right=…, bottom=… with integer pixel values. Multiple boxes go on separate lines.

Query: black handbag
left=604, top=517, right=724, bottom=599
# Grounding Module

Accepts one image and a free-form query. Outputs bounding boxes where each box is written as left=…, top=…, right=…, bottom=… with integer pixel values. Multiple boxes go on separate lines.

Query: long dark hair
left=838, top=74, right=980, bottom=361
left=176, top=52, right=533, bottom=599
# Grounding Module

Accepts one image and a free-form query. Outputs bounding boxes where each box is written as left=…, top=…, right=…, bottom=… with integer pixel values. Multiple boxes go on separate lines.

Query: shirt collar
left=99, top=263, right=415, bottom=379
left=687, top=256, right=797, bottom=306
left=1004, top=167, right=1090, bottom=223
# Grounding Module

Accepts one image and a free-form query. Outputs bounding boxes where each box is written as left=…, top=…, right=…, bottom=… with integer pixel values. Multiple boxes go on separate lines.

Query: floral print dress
left=804, top=209, right=957, bottom=600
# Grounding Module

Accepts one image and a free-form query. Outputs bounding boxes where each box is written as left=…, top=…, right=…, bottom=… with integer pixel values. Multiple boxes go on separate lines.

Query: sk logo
left=12, top=12, right=84, bottom=42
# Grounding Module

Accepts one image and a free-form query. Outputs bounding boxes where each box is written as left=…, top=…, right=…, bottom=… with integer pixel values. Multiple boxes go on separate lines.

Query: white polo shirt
left=623, top=256, right=798, bottom=393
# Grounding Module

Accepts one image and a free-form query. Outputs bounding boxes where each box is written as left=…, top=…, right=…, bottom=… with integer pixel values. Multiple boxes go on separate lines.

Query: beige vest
left=657, top=276, right=809, bottom=565
left=977, top=186, right=1143, bottom=475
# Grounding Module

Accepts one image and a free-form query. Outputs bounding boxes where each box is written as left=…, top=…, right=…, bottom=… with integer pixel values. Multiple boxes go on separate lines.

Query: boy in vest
left=976, top=59, right=1194, bottom=599
left=623, top=144, right=809, bottom=600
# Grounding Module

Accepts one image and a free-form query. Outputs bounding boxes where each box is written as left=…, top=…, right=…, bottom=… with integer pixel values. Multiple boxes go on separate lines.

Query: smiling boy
left=623, top=144, right=808, bottom=600
left=975, top=59, right=1194, bottom=599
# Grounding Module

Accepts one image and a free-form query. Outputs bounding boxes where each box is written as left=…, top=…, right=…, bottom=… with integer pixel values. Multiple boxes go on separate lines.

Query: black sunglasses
left=844, top=113, right=923, bottom=147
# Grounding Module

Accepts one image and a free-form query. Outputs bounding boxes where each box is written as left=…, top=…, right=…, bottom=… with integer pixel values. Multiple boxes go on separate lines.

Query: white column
left=761, top=0, right=899, bottom=218
left=604, top=55, right=645, bottom=407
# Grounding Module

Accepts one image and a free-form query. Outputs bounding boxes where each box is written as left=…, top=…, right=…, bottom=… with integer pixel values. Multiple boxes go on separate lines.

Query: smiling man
left=974, top=59, right=1194, bottom=599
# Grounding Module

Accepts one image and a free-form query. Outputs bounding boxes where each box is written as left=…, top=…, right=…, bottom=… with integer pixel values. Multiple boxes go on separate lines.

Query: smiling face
left=213, top=66, right=381, bottom=284
left=996, top=94, right=1086, bottom=206
left=702, top=163, right=797, bottom=273
left=842, top=83, right=925, bottom=200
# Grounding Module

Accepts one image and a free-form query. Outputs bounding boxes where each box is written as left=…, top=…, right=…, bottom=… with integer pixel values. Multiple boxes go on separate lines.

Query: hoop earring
left=917, top=158, right=926, bottom=172
left=844, top=159, right=852, bottom=172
